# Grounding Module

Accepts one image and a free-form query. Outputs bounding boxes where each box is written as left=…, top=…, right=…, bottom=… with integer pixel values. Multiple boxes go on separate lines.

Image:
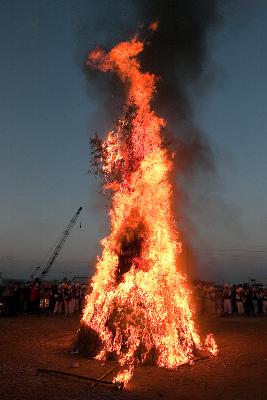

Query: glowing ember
left=82, top=30, right=217, bottom=387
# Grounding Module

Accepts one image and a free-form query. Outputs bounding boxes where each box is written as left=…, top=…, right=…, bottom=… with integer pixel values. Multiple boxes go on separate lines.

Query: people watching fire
left=0, top=280, right=87, bottom=316
left=193, top=282, right=266, bottom=316
left=0, top=279, right=266, bottom=318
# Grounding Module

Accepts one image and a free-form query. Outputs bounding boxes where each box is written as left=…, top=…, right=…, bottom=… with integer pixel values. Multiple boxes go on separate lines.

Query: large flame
left=82, top=33, right=217, bottom=387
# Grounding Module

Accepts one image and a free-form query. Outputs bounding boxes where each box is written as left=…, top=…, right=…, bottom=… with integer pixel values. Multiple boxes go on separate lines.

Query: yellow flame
left=83, top=33, right=217, bottom=387
left=205, top=334, right=218, bottom=356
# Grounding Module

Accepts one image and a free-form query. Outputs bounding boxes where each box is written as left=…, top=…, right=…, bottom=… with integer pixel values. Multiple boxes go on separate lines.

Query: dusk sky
left=1, top=0, right=267, bottom=283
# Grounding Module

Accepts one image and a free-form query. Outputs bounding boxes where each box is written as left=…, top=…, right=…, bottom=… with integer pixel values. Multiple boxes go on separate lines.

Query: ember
left=82, top=27, right=217, bottom=387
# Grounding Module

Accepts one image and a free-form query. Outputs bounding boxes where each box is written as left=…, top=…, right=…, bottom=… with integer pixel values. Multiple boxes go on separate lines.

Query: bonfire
left=81, top=26, right=217, bottom=387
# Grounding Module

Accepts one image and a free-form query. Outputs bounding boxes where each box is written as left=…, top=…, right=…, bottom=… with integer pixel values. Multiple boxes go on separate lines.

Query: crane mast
left=31, top=206, right=83, bottom=280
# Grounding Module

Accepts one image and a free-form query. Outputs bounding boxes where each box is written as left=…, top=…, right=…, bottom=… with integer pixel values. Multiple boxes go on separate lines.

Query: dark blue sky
left=0, top=1, right=266, bottom=283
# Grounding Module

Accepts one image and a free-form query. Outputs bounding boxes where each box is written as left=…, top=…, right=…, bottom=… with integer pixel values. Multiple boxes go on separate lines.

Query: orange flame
left=83, top=33, right=217, bottom=386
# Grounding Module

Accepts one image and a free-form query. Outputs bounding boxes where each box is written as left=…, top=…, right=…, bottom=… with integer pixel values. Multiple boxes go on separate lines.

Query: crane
left=31, top=206, right=83, bottom=280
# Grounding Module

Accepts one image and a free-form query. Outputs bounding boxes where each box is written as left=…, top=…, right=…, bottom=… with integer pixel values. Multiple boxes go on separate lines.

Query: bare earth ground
left=0, top=314, right=266, bottom=400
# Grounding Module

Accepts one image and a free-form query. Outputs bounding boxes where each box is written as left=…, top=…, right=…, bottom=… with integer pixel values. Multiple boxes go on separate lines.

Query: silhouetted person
left=244, top=288, right=255, bottom=316
left=29, top=283, right=40, bottom=315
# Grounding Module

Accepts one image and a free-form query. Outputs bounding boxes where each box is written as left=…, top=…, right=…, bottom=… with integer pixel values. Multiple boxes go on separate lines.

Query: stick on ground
left=36, top=368, right=113, bottom=385
left=90, top=365, right=118, bottom=389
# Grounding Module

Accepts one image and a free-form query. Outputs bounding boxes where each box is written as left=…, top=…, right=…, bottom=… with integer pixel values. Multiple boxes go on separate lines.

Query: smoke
left=75, top=1, right=219, bottom=174
left=133, top=2, right=244, bottom=279
left=72, top=0, right=138, bottom=134
left=77, top=0, right=219, bottom=180
left=73, top=1, right=246, bottom=278
left=134, top=0, right=219, bottom=174
left=132, top=1, right=220, bottom=273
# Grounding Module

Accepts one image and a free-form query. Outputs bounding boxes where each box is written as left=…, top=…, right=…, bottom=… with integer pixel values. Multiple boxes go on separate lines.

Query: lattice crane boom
left=32, top=206, right=83, bottom=280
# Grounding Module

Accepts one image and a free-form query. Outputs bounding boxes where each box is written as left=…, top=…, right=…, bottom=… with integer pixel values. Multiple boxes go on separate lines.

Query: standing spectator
left=215, top=287, right=223, bottom=315
left=236, top=287, right=244, bottom=314
left=74, top=283, right=81, bottom=312
left=2, top=285, right=12, bottom=315
left=63, top=282, right=71, bottom=315
left=17, top=283, right=25, bottom=313
left=203, top=286, right=210, bottom=314
left=262, top=288, right=267, bottom=314
left=199, top=285, right=205, bottom=314
left=223, top=284, right=232, bottom=315
left=29, top=283, right=40, bottom=315
left=11, top=284, right=20, bottom=315
left=208, top=286, right=216, bottom=314
left=252, top=287, right=259, bottom=314
left=80, top=285, right=87, bottom=311
left=231, top=285, right=237, bottom=313
left=23, top=283, right=31, bottom=313
left=69, top=283, right=76, bottom=314
left=244, top=288, right=255, bottom=316
left=257, top=288, right=263, bottom=313
left=43, top=284, right=52, bottom=316
left=49, top=284, right=56, bottom=314
left=53, top=284, right=63, bottom=314
left=39, top=285, right=45, bottom=314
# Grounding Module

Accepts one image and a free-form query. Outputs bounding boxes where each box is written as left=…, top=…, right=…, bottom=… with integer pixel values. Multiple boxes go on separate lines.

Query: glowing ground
left=0, top=314, right=266, bottom=400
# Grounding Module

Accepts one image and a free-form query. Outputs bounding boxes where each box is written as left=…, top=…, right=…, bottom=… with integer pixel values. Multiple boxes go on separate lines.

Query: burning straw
left=81, top=25, right=217, bottom=387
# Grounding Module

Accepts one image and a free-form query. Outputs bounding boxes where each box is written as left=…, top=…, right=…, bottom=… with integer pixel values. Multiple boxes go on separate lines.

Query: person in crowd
left=53, top=283, right=63, bottom=314
left=223, top=284, right=232, bottom=315
left=193, top=283, right=202, bottom=315
left=244, top=287, right=255, bottom=316
left=208, top=286, right=216, bottom=314
left=29, top=283, right=40, bottom=315
left=257, top=288, right=263, bottom=313
left=1, top=279, right=267, bottom=319
left=262, top=288, right=267, bottom=314
left=202, top=285, right=210, bottom=314
left=80, top=284, right=87, bottom=311
left=200, top=284, right=206, bottom=314
left=63, top=282, right=72, bottom=316
left=11, top=283, right=21, bottom=315
left=69, top=282, right=76, bottom=314
left=215, top=287, right=223, bottom=315
left=40, top=283, right=52, bottom=316
left=231, top=285, right=237, bottom=314
left=74, top=283, right=81, bottom=312
left=252, top=287, right=259, bottom=314
left=1, top=284, right=12, bottom=315
left=236, top=286, right=244, bottom=314
left=23, top=282, right=31, bottom=313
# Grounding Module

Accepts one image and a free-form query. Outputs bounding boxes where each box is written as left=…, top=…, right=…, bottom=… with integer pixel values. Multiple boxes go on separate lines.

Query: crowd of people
left=194, top=282, right=267, bottom=316
left=0, top=280, right=88, bottom=316
left=1, top=279, right=267, bottom=318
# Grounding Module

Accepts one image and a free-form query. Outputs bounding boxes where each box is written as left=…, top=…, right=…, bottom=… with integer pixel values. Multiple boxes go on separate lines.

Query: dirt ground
left=0, top=313, right=266, bottom=400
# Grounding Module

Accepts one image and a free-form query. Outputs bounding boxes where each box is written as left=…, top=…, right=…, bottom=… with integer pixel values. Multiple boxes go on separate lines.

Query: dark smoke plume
left=135, top=0, right=218, bottom=174
left=79, top=0, right=218, bottom=175
left=133, top=0, right=220, bottom=276
left=75, top=0, right=222, bottom=276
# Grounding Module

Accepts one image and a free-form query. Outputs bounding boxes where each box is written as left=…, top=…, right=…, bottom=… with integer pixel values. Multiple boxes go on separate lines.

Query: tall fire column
left=82, top=29, right=217, bottom=387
